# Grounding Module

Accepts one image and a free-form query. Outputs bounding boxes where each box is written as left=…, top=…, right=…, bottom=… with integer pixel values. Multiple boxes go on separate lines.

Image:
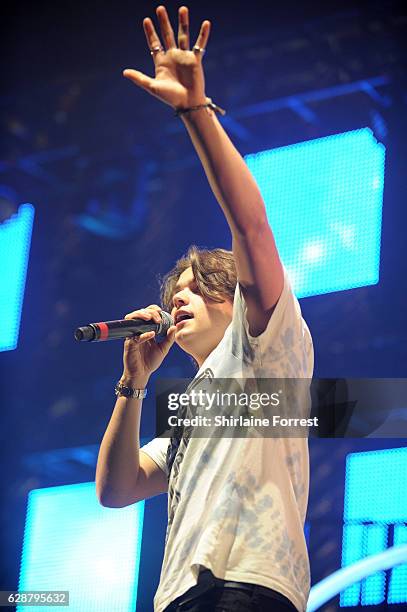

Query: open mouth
left=175, top=312, right=194, bottom=325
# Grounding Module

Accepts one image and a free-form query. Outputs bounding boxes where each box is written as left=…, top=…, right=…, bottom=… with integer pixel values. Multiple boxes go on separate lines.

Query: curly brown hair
left=160, top=245, right=237, bottom=312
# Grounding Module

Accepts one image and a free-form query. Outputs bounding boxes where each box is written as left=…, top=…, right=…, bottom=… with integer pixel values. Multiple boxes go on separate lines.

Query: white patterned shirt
left=141, top=268, right=314, bottom=612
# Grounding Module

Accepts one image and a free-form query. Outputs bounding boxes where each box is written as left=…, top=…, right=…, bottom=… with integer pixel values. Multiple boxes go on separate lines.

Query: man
left=95, top=6, right=313, bottom=612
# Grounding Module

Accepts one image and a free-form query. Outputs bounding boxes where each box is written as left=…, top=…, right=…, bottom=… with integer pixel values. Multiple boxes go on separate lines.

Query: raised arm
left=123, top=5, right=284, bottom=336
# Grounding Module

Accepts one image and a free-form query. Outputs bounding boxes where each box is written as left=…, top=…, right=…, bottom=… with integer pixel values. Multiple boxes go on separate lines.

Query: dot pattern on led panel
left=388, top=525, right=407, bottom=604
left=361, top=524, right=387, bottom=606
left=344, top=448, right=407, bottom=523
left=340, top=448, right=407, bottom=607
left=245, top=129, right=385, bottom=298
left=18, top=483, right=145, bottom=612
left=0, top=203, right=35, bottom=351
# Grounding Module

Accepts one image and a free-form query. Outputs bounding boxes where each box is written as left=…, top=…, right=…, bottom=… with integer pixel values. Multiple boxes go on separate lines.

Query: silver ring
left=192, top=45, right=206, bottom=55
left=150, top=45, right=164, bottom=55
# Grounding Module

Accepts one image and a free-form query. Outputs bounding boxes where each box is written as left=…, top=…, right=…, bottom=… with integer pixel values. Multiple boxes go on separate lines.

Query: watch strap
left=115, top=381, right=147, bottom=399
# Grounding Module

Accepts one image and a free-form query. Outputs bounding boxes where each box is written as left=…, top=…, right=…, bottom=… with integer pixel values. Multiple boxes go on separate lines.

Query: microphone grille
left=156, top=311, right=174, bottom=342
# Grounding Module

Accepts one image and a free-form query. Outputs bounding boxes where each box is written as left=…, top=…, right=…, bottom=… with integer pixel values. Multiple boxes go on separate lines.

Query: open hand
left=123, top=5, right=210, bottom=110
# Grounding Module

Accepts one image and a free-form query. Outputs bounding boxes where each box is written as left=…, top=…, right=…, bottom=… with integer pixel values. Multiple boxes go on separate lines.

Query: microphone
left=74, top=311, right=173, bottom=343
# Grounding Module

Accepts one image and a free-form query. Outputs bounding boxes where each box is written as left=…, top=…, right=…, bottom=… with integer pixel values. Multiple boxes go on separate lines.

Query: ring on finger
left=150, top=45, right=165, bottom=55
left=192, top=45, right=206, bottom=55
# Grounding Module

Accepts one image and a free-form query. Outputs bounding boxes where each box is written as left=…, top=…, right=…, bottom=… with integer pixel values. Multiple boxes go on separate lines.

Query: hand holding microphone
left=75, top=305, right=176, bottom=386
left=122, top=305, right=176, bottom=385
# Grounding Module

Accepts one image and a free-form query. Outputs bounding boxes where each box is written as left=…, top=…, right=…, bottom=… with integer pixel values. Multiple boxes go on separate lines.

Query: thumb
left=123, top=69, right=156, bottom=94
left=159, top=325, right=177, bottom=354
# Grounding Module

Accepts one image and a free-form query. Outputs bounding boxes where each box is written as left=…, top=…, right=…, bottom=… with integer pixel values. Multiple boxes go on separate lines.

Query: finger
left=145, top=305, right=164, bottom=324
left=156, top=5, right=177, bottom=50
left=193, top=20, right=211, bottom=59
left=123, top=69, right=158, bottom=97
left=142, top=17, right=164, bottom=57
left=178, top=6, right=190, bottom=50
left=158, top=325, right=177, bottom=352
left=135, top=330, right=156, bottom=343
left=149, top=310, right=163, bottom=324
left=124, top=309, right=154, bottom=321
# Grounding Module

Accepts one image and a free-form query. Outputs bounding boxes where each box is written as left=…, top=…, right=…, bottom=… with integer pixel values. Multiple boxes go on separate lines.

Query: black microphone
left=74, top=311, right=173, bottom=343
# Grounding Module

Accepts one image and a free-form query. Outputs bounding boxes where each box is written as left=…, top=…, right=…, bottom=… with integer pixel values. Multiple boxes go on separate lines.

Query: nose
left=173, top=288, right=190, bottom=309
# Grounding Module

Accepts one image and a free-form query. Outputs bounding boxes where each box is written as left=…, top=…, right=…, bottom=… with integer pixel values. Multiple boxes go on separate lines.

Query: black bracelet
left=174, top=100, right=226, bottom=117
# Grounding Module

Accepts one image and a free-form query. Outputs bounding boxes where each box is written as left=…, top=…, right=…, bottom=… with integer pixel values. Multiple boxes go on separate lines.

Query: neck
left=193, top=351, right=209, bottom=370
left=189, top=342, right=215, bottom=370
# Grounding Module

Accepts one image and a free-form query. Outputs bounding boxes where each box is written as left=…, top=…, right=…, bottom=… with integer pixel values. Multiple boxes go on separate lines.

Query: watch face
left=115, top=383, right=128, bottom=397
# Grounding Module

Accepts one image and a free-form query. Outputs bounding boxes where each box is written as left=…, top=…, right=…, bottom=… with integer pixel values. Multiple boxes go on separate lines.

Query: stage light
left=340, top=447, right=407, bottom=606
left=18, top=483, right=145, bottom=612
left=245, top=128, right=385, bottom=298
left=0, top=203, right=35, bottom=352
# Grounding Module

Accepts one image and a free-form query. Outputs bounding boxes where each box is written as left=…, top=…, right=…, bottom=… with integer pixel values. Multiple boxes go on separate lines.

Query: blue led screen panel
left=18, top=483, right=145, bottom=612
left=344, top=447, right=407, bottom=523
left=340, top=448, right=407, bottom=607
left=245, top=129, right=385, bottom=298
left=389, top=525, right=407, bottom=604
left=0, top=203, right=35, bottom=351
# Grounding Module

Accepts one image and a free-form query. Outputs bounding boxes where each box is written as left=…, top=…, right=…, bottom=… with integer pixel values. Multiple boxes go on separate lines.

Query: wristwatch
left=115, top=381, right=147, bottom=399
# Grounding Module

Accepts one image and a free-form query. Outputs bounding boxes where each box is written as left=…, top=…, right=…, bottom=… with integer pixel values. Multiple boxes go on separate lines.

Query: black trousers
left=163, top=569, right=298, bottom=612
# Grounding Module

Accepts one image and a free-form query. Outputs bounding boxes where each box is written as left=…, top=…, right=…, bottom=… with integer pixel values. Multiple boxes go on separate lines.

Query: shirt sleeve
left=140, top=436, right=170, bottom=477
left=231, top=265, right=313, bottom=376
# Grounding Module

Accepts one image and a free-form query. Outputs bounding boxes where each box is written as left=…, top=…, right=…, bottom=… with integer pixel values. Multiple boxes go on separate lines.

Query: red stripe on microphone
left=96, top=322, right=109, bottom=341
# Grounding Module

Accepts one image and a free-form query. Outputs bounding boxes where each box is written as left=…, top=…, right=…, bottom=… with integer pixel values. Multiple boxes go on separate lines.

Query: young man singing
left=96, top=6, right=313, bottom=612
